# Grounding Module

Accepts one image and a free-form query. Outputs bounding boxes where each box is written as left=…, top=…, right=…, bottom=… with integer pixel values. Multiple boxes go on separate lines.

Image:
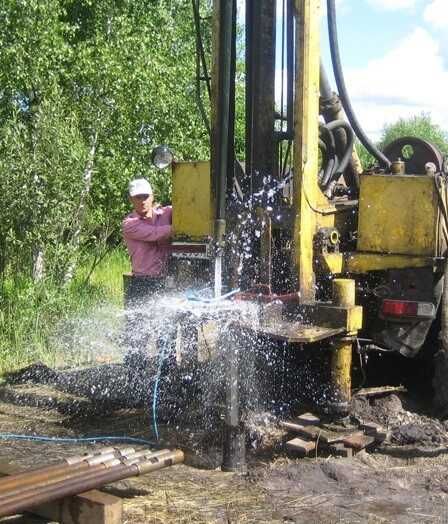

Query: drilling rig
left=151, top=0, right=448, bottom=470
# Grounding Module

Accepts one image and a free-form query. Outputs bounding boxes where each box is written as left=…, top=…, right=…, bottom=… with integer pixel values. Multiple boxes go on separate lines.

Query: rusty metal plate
left=251, top=321, right=345, bottom=344
left=382, top=137, right=443, bottom=174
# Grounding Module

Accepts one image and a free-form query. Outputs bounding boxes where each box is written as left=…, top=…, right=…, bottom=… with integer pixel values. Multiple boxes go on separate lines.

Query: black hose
left=318, top=124, right=337, bottom=186
left=327, top=0, right=391, bottom=169
left=319, top=120, right=354, bottom=189
left=320, top=61, right=334, bottom=101
left=319, top=127, right=336, bottom=185
left=326, top=120, right=354, bottom=177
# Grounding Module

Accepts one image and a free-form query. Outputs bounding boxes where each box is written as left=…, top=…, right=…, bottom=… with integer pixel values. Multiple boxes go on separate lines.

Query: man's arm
left=122, top=216, right=172, bottom=243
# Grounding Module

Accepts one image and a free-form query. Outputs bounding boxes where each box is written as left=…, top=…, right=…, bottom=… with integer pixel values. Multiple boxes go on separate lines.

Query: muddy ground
left=1, top=369, right=448, bottom=523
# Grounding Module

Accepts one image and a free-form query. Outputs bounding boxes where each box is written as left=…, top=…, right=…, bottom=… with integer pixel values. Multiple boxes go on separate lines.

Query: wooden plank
left=328, top=443, right=353, bottom=458
left=256, top=322, right=345, bottom=344
left=296, top=412, right=320, bottom=426
left=280, top=422, right=321, bottom=440
left=360, top=422, right=390, bottom=442
left=341, top=434, right=375, bottom=451
left=317, top=429, right=362, bottom=445
left=281, top=420, right=363, bottom=446
left=353, top=386, right=407, bottom=398
left=286, top=438, right=316, bottom=456
left=0, top=461, right=123, bottom=524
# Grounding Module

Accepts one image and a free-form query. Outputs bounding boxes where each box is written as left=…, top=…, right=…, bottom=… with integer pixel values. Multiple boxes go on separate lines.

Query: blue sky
left=321, top=0, right=448, bottom=139
left=239, top=0, right=448, bottom=140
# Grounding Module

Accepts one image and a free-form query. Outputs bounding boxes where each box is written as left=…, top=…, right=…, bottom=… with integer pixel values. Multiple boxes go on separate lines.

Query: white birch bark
left=63, top=132, right=98, bottom=285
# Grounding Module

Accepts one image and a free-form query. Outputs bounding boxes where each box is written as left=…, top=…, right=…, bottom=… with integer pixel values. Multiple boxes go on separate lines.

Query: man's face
left=130, top=193, right=154, bottom=217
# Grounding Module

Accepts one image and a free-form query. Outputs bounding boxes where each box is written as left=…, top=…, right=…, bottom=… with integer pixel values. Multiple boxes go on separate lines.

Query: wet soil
left=1, top=373, right=448, bottom=523
left=351, top=392, right=448, bottom=448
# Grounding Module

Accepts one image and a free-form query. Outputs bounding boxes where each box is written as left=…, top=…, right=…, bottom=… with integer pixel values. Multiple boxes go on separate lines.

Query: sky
left=239, top=0, right=448, bottom=141
left=324, top=0, right=448, bottom=140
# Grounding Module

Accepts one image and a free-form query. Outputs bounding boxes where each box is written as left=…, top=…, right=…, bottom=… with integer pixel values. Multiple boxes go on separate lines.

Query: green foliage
left=0, top=0, right=211, bottom=282
left=355, top=141, right=375, bottom=171
left=354, top=113, right=448, bottom=171
left=0, top=0, right=213, bottom=370
left=0, top=248, right=129, bottom=374
left=379, top=113, right=448, bottom=154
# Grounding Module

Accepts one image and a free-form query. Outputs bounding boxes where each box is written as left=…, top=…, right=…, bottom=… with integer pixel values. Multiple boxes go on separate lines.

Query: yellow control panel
left=171, top=161, right=213, bottom=240
left=357, top=175, right=439, bottom=256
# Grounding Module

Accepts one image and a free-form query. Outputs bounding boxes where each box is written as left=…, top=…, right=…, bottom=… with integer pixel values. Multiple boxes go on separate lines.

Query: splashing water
left=36, top=169, right=343, bottom=454
left=214, top=254, right=222, bottom=298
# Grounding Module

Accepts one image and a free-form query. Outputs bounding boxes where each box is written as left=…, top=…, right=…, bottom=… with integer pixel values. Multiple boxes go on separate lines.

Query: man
left=122, top=178, right=173, bottom=363
left=122, top=178, right=172, bottom=305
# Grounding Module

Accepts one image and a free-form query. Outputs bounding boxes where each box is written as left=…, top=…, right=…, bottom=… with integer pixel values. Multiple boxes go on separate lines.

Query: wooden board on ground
left=281, top=409, right=384, bottom=457
left=281, top=420, right=366, bottom=444
left=280, top=422, right=320, bottom=440
left=0, top=461, right=122, bottom=524
left=296, top=412, right=320, bottom=426
left=341, top=433, right=376, bottom=451
left=286, top=437, right=316, bottom=456
left=360, top=422, right=390, bottom=442
left=328, top=443, right=353, bottom=458
left=353, top=386, right=406, bottom=398
left=317, top=429, right=360, bottom=445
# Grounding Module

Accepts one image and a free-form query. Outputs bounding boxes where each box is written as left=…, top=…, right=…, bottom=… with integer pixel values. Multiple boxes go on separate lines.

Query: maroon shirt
left=122, top=207, right=172, bottom=276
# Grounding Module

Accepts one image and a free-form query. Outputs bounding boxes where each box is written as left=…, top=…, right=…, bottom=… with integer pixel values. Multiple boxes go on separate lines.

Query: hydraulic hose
left=320, top=61, right=334, bottom=101
left=319, top=120, right=354, bottom=189
left=327, top=0, right=391, bottom=169
left=325, top=120, right=355, bottom=178
left=318, top=124, right=337, bottom=186
left=320, top=62, right=361, bottom=194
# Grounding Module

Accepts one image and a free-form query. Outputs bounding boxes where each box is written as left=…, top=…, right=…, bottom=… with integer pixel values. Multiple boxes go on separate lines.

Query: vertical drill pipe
left=243, top=0, right=277, bottom=289
left=211, top=0, right=236, bottom=294
left=0, top=451, right=184, bottom=518
left=213, top=0, right=235, bottom=226
left=259, top=211, right=272, bottom=287
left=222, top=327, right=247, bottom=473
left=0, top=447, right=117, bottom=493
left=245, top=0, right=277, bottom=189
left=330, top=279, right=355, bottom=413
left=286, top=0, right=294, bottom=136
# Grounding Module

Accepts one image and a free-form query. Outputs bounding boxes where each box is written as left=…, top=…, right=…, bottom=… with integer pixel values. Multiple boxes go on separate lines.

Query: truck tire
left=433, top=349, right=448, bottom=417
left=434, top=259, right=448, bottom=417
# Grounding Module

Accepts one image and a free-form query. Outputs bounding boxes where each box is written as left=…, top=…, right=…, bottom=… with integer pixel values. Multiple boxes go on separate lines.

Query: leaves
left=0, top=0, right=211, bottom=281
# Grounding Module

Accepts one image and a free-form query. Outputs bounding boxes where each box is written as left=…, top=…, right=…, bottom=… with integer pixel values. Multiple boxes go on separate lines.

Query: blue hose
left=0, top=434, right=154, bottom=445
left=0, top=287, right=242, bottom=446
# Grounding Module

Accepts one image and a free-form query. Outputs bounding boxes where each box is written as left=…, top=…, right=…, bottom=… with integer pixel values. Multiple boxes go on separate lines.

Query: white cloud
left=424, top=0, right=448, bottom=29
left=367, top=0, right=416, bottom=11
left=345, top=27, right=448, bottom=139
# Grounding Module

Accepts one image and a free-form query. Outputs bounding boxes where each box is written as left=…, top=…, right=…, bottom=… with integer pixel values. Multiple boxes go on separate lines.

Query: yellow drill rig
left=150, top=0, right=448, bottom=470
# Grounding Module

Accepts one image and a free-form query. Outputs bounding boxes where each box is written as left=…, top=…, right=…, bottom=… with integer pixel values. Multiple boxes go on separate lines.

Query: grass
left=0, top=248, right=130, bottom=374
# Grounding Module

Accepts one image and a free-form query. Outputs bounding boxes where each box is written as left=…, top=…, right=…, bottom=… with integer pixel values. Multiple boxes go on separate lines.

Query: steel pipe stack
left=0, top=446, right=184, bottom=518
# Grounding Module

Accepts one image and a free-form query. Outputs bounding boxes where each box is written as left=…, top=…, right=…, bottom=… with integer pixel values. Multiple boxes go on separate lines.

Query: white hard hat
left=128, top=178, right=153, bottom=197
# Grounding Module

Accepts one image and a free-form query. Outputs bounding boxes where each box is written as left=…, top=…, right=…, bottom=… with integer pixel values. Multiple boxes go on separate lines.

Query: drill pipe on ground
left=0, top=449, right=184, bottom=518
left=0, top=449, right=173, bottom=504
left=0, top=447, right=135, bottom=495
left=0, top=446, right=117, bottom=492
left=0, top=450, right=128, bottom=500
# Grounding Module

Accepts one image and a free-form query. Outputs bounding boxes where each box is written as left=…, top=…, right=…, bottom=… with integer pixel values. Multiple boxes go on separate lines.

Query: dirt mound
left=351, top=393, right=448, bottom=447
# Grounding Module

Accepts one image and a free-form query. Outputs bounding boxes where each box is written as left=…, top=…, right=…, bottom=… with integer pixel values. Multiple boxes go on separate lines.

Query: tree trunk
left=63, top=132, right=98, bottom=285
